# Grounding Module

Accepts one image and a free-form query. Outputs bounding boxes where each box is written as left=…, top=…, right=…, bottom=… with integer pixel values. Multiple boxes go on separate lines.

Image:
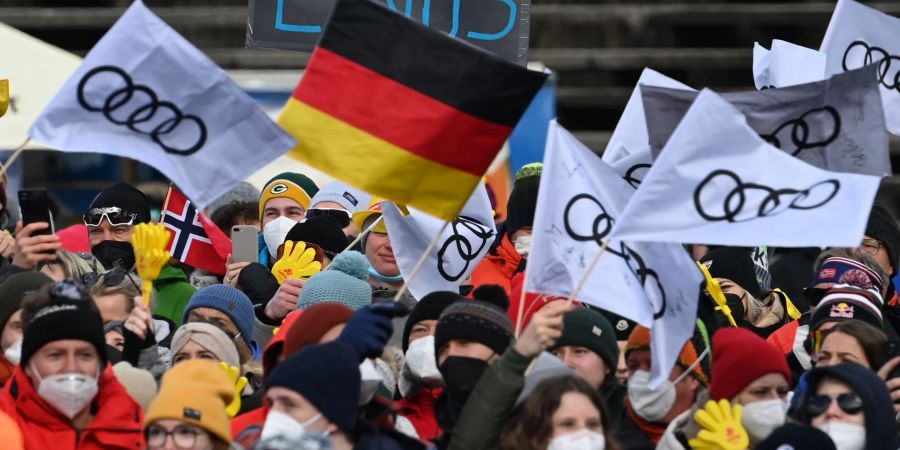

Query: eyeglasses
left=83, top=206, right=137, bottom=227
left=79, top=268, right=141, bottom=292
left=803, top=287, right=829, bottom=307
left=306, top=207, right=352, bottom=229
left=804, top=393, right=864, bottom=417
left=859, top=238, right=883, bottom=256
left=146, top=424, right=208, bottom=449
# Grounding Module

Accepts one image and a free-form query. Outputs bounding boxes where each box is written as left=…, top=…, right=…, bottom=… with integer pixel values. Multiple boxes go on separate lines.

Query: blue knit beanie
left=182, top=285, right=258, bottom=357
left=299, top=251, right=372, bottom=311
left=267, top=340, right=360, bottom=433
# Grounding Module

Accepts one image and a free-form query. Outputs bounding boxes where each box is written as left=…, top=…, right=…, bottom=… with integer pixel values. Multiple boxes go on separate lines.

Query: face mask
left=723, top=293, right=745, bottom=323
left=439, top=356, right=489, bottom=400
left=91, top=240, right=135, bottom=270
left=740, top=399, right=786, bottom=443
left=627, top=370, right=678, bottom=423
left=514, top=235, right=533, bottom=257
left=405, top=336, right=443, bottom=382
left=263, top=216, right=299, bottom=258
left=31, top=364, right=99, bottom=419
left=368, top=266, right=403, bottom=284
left=816, top=421, right=866, bottom=450
left=260, top=410, right=322, bottom=442
left=359, top=359, right=382, bottom=406
left=547, top=429, right=606, bottom=450
left=3, top=338, right=21, bottom=365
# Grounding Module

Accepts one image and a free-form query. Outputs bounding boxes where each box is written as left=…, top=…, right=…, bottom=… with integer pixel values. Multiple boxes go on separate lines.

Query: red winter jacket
left=0, top=365, right=144, bottom=450
left=396, top=386, right=443, bottom=442
left=470, top=234, right=523, bottom=296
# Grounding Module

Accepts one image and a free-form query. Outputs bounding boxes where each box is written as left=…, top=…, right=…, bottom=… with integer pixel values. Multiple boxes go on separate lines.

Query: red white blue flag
left=161, top=187, right=230, bottom=275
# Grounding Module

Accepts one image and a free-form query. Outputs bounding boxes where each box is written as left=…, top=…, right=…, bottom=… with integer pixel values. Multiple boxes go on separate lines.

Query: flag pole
left=514, top=254, right=532, bottom=338
left=565, top=240, right=610, bottom=306
left=392, top=220, right=451, bottom=302
left=341, top=215, right=383, bottom=254
left=0, top=138, right=30, bottom=178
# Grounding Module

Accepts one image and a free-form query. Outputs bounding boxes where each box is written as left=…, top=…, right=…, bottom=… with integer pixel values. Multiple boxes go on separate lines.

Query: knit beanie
left=170, top=322, right=240, bottom=369
left=267, top=341, right=360, bottom=433
left=311, top=181, right=371, bottom=213
left=709, top=327, right=791, bottom=401
left=506, top=163, right=542, bottom=236
left=598, top=307, right=637, bottom=341
left=298, top=251, right=372, bottom=311
left=435, top=284, right=514, bottom=356
left=21, top=286, right=106, bottom=367
left=283, top=302, right=354, bottom=357
left=810, top=285, right=884, bottom=331
left=259, top=172, right=319, bottom=222
left=625, top=326, right=709, bottom=386
left=402, top=290, right=463, bottom=352
left=865, top=202, right=900, bottom=275
left=87, top=182, right=151, bottom=224
left=810, top=256, right=884, bottom=293
left=144, top=360, right=234, bottom=444
left=182, top=285, right=257, bottom=355
left=0, top=272, right=52, bottom=329
left=700, top=247, right=761, bottom=299
left=284, top=215, right=348, bottom=258
left=550, top=307, right=619, bottom=372
left=112, top=361, right=158, bottom=411
left=756, top=424, right=837, bottom=450
left=206, top=182, right=261, bottom=216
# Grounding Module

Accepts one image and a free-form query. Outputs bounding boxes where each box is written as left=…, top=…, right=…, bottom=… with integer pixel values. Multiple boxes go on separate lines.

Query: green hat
left=0, top=272, right=52, bottom=329
left=258, top=172, right=320, bottom=222
left=551, top=307, right=619, bottom=372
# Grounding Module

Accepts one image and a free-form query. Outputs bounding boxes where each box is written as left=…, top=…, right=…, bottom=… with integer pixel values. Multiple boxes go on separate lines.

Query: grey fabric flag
left=641, top=64, right=889, bottom=176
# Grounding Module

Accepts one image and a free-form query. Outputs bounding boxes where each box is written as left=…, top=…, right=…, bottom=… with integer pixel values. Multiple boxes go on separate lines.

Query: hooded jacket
left=470, top=233, right=523, bottom=296
left=0, top=365, right=144, bottom=450
left=797, top=363, right=897, bottom=450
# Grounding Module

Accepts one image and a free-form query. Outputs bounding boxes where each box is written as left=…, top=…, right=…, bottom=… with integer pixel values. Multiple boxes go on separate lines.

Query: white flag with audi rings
left=528, top=121, right=701, bottom=388
left=821, top=0, right=900, bottom=136
left=28, top=0, right=295, bottom=210
left=381, top=184, right=496, bottom=301
left=611, top=89, right=882, bottom=248
left=753, top=39, right=827, bottom=90
left=641, top=64, right=889, bottom=176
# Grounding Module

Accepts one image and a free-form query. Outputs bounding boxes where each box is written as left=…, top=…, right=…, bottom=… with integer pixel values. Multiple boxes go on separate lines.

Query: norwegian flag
left=161, top=187, right=231, bottom=275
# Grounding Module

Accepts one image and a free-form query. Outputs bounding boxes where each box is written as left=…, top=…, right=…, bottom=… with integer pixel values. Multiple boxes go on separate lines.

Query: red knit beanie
left=710, top=327, right=791, bottom=401
left=283, top=302, right=353, bottom=357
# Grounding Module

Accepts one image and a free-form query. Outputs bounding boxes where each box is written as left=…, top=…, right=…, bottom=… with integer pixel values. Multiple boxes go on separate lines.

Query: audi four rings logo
left=623, top=163, right=651, bottom=189
left=436, top=216, right=494, bottom=282
left=563, top=194, right=667, bottom=319
left=759, top=106, right=841, bottom=157
left=842, top=40, right=900, bottom=91
left=76, top=66, right=207, bottom=156
left=693, top=169, right=840, bottom=223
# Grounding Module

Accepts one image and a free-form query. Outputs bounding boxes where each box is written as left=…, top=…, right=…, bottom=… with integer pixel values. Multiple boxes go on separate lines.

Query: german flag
left=278, top=0, right=547, bottom=221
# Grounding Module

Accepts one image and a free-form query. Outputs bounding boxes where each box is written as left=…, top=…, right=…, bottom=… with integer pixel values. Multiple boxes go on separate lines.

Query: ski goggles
left=804, top=393, right=864, bottom=417
left=306, top=207, right=352, bottom=228
left=83, top=206, right=138, bottom=227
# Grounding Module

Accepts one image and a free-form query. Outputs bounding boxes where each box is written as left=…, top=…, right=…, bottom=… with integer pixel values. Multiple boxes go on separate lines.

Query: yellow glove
left=218, top=361, right=248, bottom=418
left=132, top=223, right=171, bottom=306
left=0, top=80, right=8, bottom=118
left=271, top=240, right=322, bottom=284
left=689, top=399, right=749, bottom=450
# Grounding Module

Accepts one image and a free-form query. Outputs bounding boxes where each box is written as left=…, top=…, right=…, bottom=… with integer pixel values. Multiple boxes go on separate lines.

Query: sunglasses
left=804, top=393, right=864, bottom=417
left=83, top=206, right=137, bottom=227
left=79, top=268, right=140, bottom=291
left=306, top=207, right=352, bottom=228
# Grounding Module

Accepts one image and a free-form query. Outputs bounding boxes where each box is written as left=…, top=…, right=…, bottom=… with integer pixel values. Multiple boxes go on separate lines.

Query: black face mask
left=92, top=240, right=136, bottom=271
left=105, top=344, right=123, bottom=364
left=439, top=356, right=489, bottom=400
left=723, top=293, right=745, bottom=325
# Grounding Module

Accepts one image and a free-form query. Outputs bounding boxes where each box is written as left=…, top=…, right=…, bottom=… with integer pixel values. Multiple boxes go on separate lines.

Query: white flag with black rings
left=381, top=184, right=496, bottom=301
left=753, top=39, right=827, bottom=90
left=528, top=121, right=701, bottom=388
left=612, top=89, right=882, bottom=248
left=821, top=0, right=900, bottom=136
left=642, top=64, right=889, bottom=176
left=29, top=0, right=295, bottom=210
left=601, top=68, right=693, bottom=163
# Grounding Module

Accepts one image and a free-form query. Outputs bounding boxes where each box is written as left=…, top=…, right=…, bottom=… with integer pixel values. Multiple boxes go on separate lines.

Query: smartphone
left=18, top=189, right=55, bottom=236
left=231, top=225, right=258, bottom=264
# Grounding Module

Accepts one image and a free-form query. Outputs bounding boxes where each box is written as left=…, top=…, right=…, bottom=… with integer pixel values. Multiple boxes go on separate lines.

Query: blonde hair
left=54, top=250, right=105, bottom=280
